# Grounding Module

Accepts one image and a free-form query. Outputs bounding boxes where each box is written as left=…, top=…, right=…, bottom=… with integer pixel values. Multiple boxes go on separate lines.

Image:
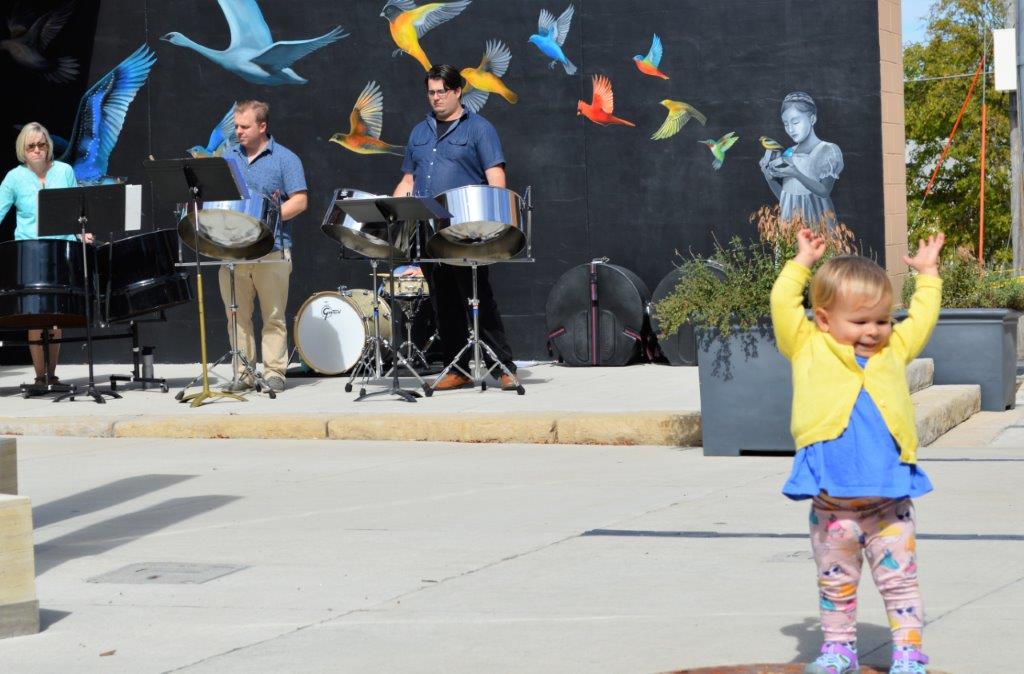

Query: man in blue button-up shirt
left=393, top=65, right=518, bottom=391
left=218, top=100, right=307, bottom=393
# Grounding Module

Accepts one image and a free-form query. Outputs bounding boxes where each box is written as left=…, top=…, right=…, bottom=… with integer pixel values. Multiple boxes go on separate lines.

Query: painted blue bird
left=188, top=104, right=239, bottom=158
left=161, top=0, right=347, bottom=86
left=528, top=5, right=576, bottom=75
left=57, top=44, right=157, bottom=184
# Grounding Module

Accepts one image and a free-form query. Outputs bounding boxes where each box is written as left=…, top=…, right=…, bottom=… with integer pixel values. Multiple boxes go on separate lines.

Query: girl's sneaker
left=805, top=641, right=860, bottom=674
left=890, top=645, right=929, bottom=673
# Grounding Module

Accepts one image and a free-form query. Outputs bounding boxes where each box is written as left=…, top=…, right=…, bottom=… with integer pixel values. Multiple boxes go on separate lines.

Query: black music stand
left=143, top=157, right=248, bottom=407
left=37, top=184, right=126, bottom=403
left=333, top=196, right=450, bottom=403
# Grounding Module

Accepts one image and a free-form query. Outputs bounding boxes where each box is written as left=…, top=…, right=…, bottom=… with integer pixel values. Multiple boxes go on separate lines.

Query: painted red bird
left=577, top=74, right=635, bottom=127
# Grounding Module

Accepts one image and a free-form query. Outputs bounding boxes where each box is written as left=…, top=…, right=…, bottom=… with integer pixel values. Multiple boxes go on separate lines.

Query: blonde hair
left=810, top=255, right=892, bottom=311
left=16, top=122, right=55, bottom=163
left=235, top=100, right=270, bottom=126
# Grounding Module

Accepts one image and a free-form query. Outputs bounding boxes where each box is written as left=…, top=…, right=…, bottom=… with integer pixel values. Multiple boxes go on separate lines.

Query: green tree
left=904, top=0, right=1011, bottom=262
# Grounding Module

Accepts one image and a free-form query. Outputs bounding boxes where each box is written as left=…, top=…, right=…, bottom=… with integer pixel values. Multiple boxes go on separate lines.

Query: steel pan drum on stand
left=97, top=228, right=193, bottom=323
left=0, top=238, right=92, bottom=328
left=320, top=188, right=415, bottom=260
left=426, top=185, right=526, bottom=264
left=177, top=194, right=277, bottom=261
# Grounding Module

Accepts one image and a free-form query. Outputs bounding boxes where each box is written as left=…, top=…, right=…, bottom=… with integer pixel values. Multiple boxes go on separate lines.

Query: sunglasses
left=26, top=141, right=49, bottom=151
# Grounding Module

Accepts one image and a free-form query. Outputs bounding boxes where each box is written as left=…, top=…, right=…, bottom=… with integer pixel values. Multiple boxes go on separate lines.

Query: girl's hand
left=768, top=160, right=799, bottom=179
left=793, top=228, right=826, bottom=268
left=903, top=232, right=945, bottom=277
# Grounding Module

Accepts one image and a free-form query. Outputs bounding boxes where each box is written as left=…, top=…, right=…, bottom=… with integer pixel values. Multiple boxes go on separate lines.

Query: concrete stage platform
left=0, top=362, right=704, bottom=445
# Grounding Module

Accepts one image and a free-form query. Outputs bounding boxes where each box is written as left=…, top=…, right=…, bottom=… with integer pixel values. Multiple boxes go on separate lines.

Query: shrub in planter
left=901, top=247, right=1024, bottom=411
left=653, top=207, right=855, bottom=455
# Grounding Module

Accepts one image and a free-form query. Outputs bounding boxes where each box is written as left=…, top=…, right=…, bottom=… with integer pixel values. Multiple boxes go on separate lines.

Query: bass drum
left=96, top=229, right=193, bottom=323
left=545, top=261, right=651, bottom=366
left=294, top=290, right=392, bottom=375
left=0, top=238, right=91, bottom=328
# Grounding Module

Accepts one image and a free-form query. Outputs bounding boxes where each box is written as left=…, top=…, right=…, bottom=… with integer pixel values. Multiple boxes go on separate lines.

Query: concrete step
left=914, top=384, right=981, bottom=446
left=907, top=357, right=934, bottom=393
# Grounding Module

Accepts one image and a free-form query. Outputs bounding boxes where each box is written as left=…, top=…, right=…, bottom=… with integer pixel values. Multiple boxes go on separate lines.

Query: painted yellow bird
left=380, top=0, right=472, bottom=72
left=759, top=136, right=784, bottom=151
left=329, top=81, right=405, bottom=156
left=650, top=99, right=706, bottom=140
left=460, top=39, right=518, bottom=113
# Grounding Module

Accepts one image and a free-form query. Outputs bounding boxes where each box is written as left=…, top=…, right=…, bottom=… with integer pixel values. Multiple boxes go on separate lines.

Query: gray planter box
left=696, top=322, right=794, bottom=456
left=915, top=308, right=1020, bottom=411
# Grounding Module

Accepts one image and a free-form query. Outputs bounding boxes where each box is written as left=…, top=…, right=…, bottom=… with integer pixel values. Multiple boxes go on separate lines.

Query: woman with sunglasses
left=0, top=122, right=92, bottom=387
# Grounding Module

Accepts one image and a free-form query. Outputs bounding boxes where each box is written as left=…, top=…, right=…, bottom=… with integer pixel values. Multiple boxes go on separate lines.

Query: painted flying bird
left=633, top=33, right=668, bottom=80
left=161, top=0, right=347, bottom=86
left=528, top=5, right=576, bottom=75
left=759, top=136, right=783, bottom=151
left=188, top=104, right=239, bottom=158
left=57, top=44, right=157, bottom=183
left=380, top=0, right=471, bottom=72
left=0, top=1, right=78, bottom=82
left=650, top=99, right=706, bottom=140
left=329, top=81, right=405, bottom=157
left=577, top=74, right=634, bottom=127
left=698, top=131, right=739, bottom=170
left=460, top=39, right=518, bottom=113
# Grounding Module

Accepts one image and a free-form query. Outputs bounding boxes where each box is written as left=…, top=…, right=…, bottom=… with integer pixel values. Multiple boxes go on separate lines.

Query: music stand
left=37, top=184, right=127, bottom=404
left=333, top=196, right=450, bottom=403
left=142, top=157, right=248, bottom=407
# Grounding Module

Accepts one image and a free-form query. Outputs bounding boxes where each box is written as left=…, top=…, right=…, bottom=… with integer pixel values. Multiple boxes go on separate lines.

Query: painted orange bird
left=461, top=39, right=518, bottom=113
left=380, top=0, right=472, bottom=72
left=577, top=74, right=635, bottom=127
left=329, top=81, right=405, bottom=156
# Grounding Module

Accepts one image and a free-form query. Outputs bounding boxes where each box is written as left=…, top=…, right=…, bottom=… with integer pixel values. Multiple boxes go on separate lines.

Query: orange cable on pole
left=980, top=100, right=987, bottom=262
left=923, top=55, right=986, bottom=200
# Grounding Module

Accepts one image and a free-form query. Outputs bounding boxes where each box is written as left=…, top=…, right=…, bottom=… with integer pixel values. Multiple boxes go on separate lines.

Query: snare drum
left=177, top=194, right=279, bottom=260
left=293, top=290, right=392, bottom=375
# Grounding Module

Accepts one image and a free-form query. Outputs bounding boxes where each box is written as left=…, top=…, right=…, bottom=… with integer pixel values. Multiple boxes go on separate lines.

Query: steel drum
left=320, top=188, right=415, bottom=260
left=96, top=229, right=194, bottom=322
left=0, top=239, right=92, bottom=328
left=426, top=185, right=526, bottom=264
left=293, top=289, right=392, bottom=375
left=177, top=194, right=278, bottom=260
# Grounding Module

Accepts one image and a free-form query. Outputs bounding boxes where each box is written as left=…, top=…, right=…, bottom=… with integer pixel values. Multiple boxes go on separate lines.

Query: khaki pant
left=218, top=251, right=292, bottom=380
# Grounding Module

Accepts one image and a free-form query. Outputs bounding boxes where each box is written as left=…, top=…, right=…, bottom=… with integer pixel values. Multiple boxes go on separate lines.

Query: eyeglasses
left=427, top=89, right=453, bottom=99
left=26, top=141, right=49, bottom=151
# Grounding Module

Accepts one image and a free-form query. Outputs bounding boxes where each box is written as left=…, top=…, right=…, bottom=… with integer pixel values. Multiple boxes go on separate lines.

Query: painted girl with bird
left=759, top=91, right=844, bottom=228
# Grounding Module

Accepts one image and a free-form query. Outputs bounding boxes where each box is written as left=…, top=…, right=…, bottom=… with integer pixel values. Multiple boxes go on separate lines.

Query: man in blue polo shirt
left=220, top=100, right=307, bottom=393
left=393, top=65, right=518, bottom=391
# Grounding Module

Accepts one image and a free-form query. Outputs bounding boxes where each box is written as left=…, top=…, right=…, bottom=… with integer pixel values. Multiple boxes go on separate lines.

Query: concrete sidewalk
left=0, top=434, right=1019, bottom=672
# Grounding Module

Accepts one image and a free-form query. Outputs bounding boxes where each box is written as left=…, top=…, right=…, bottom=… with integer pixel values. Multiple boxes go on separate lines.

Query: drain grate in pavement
left=87, top=562, right=246, bottom=585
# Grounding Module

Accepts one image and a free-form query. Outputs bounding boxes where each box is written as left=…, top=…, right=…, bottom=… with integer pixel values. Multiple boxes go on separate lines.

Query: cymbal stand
left=344, top=259, right=387, bottom=390
left=429, top=262, right=525, bottom=395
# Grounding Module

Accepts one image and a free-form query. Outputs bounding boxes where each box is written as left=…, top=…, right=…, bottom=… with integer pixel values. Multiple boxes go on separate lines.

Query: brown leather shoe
left=433, top=372, right=473, bottom=391
left=500, top=374, right=519, bottom=391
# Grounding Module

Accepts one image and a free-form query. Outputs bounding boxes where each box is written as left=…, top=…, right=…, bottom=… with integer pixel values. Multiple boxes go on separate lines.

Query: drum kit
left=311, top=183, right=532, bottom=401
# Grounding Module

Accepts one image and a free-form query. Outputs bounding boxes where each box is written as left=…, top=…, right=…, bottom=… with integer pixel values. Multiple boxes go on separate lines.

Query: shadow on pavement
left=35, top=495, right=241, bottom=575
left=33, top=474, right=197, bottom=527
left=781, top=616, right=893, bottom=668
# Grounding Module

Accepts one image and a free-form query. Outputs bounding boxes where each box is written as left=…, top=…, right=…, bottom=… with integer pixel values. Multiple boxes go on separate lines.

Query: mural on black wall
left=651, top=100, right=706, bottom=141
left=461, top=39, right=517, bottom=113
left=528, top=5, right=576, bottom=75
left=329, top=81, right=405, bottom=157
left=632, top=34, right=668, bottom=81
left=380, top=0, right=472, bottom=72
left=759, top=91, right=845, bottom=227
left=577, top=74, right=634, bottom=128
left=699, top=131, right=739, bottom=171
left=188, top=104, right=239, bottom=158
left=1, top=1, right=79, bottom=83
left=57, top=44, right=155, bottom=183
left=161, top=0, right=348, bottom=85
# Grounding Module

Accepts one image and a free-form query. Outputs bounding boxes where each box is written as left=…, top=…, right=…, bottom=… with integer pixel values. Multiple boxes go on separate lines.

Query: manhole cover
left=664, top=666, right=951, bottom=674
left=87, top=562, right=246, bottom=585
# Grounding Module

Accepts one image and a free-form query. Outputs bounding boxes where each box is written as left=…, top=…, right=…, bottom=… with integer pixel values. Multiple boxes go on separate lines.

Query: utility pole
left=1015, top=0, right=1024, bottom=271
